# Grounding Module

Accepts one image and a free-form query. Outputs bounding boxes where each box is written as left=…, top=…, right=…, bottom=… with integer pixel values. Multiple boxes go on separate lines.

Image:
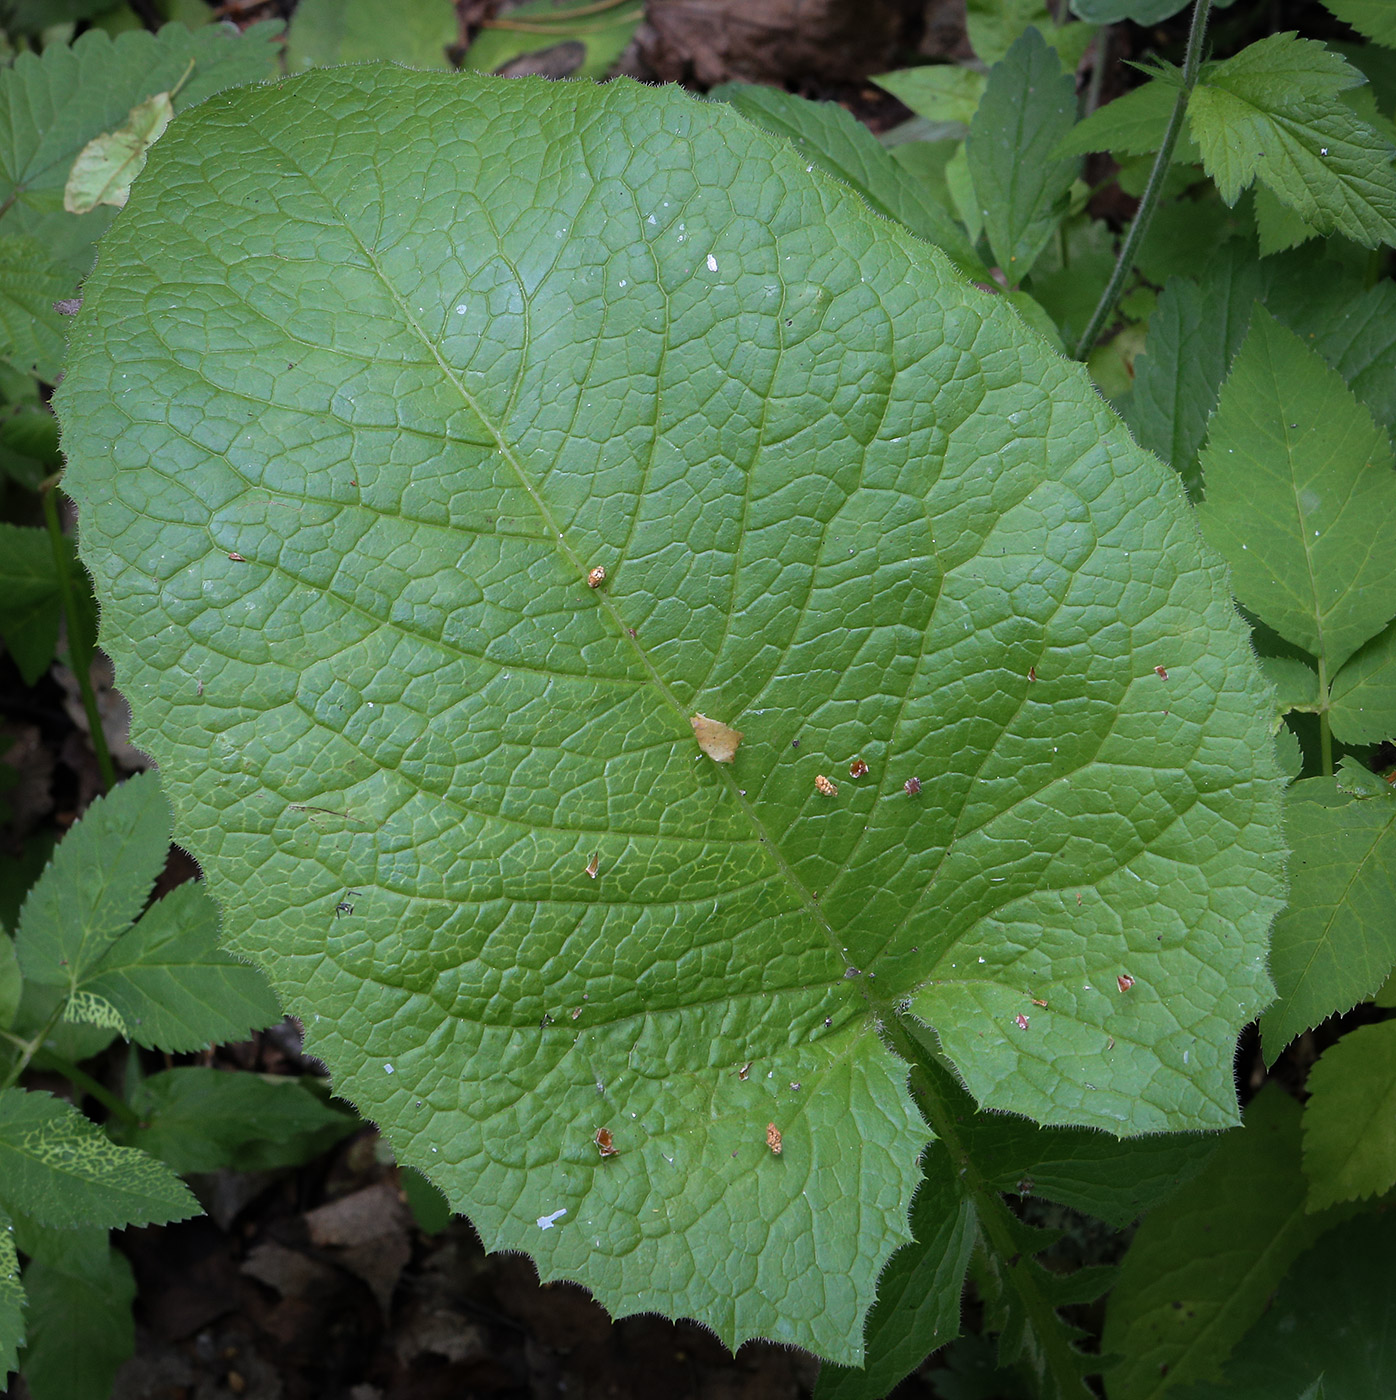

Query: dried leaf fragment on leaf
left=64, top=92, right=176, bottom=215
left=691, top=713, right=742, bottom=763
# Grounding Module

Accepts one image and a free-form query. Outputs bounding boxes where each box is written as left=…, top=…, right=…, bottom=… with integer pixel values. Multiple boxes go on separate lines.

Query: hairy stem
left=42, top=484, right=116, bottom=793
left=1072, top=0, right=1214, bottom=361
left=889, top=1015, right=1093, bottom=1399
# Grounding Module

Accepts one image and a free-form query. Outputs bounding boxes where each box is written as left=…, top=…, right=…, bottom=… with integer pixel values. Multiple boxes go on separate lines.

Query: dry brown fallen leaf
left=691, top=713, right=743, bottom=763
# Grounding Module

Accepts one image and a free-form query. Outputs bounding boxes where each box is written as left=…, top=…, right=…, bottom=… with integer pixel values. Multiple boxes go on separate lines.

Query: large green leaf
left=58, top=70, right=1284, bottom=1358
left=1260, top=778, right=1396, bottom=1060
left=1196, top=309, right=1396, bottom=675
left=967, top=26, right=1080, bottom=282
left=1301, top=1019, right=1396, bottom=1210
left=1172, top=1212, right=1396, bottom=1400
left=1101, top=1088, right=1347, bottom=1400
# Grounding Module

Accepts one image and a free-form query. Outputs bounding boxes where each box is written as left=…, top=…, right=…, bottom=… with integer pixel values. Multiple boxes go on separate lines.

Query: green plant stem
left=34, top=1050, right=140, bottom=1125
left=0, top=1003, right=66, bottom=1092
left=888, top=1015, right=1093, bottom=1400
left=42, top=484, right=116, bottom=793
left=1072, top=0, right=1214, bottom=361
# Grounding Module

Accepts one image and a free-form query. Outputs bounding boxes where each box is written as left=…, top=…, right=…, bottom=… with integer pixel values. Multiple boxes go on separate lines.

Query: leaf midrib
left=250, top=120, right=868, bottom=1003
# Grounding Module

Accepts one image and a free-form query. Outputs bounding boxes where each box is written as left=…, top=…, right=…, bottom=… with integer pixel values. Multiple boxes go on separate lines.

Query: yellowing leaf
left=63, top=91, right=175, bottom=215
left=691, top=713, right=743, bottom=763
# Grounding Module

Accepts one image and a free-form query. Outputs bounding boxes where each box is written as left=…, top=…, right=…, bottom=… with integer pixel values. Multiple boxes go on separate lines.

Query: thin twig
left=1072, top=0, right=1214, bottom=361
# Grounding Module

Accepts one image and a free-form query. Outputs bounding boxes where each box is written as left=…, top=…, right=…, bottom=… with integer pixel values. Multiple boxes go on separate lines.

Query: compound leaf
left=59, top=69, right=1284, bottom=1359
left=1186, top=33, right=1396, bottom=246
left=112, top=1066, right=359, bottom=1173
left=286, top=0, right=453, bottom=72
left=0, top=1208, right=22, bottom=1386
left=1069, top=0, right=1187, bottom=21
left=461, top=0, right=643, bottom=81
left=956, top=1113, right=1219, bottom=1227
left=1171, top=1213, right=1396, bottom=1400
left=1055, top=76, right=1199, bottom=163
left=0, top=235, right=69, bottom=382
left=0, top=20, right=280, bottom=283
left=1301, top=1020, right=1396, bottom=1210
left=17, top=1223, right=135, bottom=1400
left=1101, top=1088, right=1346, bottom=1400
left=1330, top=619, right=1396, bottom=743
left=873, top=66, right=987, bottom=129
left=967, top=26, right=1080, bottom=281
left=1321, top=0, right=1396, bottom=48
left=0, top=1088, right=197, bottom=1229
left=1260, top=778, right=1396, bottom=1059
left=79, top=880, right=282, bottom=1052
left=0, top=523, right=70, bottom=685
left=1307, top=279, right=1396, bottom=430
left=1196, top=309, right=1396, bottom=674
left=1129, top=248, right=1261, bottom=497
left=15, top=772, right=168, bottom=991
left=966, top=0, right=1051, bottom=64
